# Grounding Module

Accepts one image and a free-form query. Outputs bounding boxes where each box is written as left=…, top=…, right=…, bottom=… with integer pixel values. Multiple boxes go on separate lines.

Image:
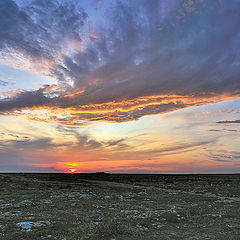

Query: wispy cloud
left=208, top=150, right=240, bottom=163
left=216, top=120, right=240, bottom=124
left=0, top=80, right=9, bottom=87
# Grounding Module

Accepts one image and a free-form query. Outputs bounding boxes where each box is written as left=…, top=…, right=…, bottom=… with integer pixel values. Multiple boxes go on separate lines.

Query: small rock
left=120, top=210, right=140, bottom=214
left=104, top=195, right=112, bottom=199
left=16, top=221, right=50, bottom=231
left=79, top=194, right=91, bottom=199
left=16, top=222, right=33, bottom=231
left=16, top=200, right=33, bottom=207
left=0, top=203, right=12, bottom=209
left=138, top=192, right=147, bottom=195
left=118, top=195, right=124, bottom=201
left=2, top=211, right=21, bottom=217
left=68, top=193, right=76, bottom=198
left=164, top=210, right=180, bottom=223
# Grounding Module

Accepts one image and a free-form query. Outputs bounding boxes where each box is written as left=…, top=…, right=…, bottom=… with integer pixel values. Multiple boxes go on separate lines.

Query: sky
left=0, top=0, right=240, bottom=173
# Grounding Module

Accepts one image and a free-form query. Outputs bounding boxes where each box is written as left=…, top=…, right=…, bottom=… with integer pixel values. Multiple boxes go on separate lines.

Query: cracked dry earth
left=0, top=173, right=239, bottom=240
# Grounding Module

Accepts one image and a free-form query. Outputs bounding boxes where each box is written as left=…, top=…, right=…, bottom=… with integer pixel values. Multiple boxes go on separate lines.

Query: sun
left=69, top=168, right=76, bottom=173
left=57, top=161, right=82, bottom=173
left=67, top=162, right=81, bottom=173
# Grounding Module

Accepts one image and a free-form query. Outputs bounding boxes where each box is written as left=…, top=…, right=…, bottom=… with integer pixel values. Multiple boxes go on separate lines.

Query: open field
left=0, top=173, right=239, bottom=240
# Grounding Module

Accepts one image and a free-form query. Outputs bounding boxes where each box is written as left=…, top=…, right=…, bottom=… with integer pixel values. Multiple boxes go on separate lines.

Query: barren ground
left=0, top=173, right=239, bottom=240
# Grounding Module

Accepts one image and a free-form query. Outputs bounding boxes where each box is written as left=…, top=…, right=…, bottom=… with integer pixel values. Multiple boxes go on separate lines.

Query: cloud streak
left=216, top=120, right=240, bottom=124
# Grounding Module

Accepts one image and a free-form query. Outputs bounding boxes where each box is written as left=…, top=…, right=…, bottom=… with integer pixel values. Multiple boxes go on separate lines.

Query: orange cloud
left=2, top=91, right=239, bottom=126
left=63, top=89, right=85, bottom=98
left=90, top=34, right=100, bottom=40
left=67, top=39, right=85, bottom=52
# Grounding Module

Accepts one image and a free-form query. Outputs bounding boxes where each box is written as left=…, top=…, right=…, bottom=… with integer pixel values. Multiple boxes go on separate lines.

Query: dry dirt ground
left=0, top=173, right=239, bottom=240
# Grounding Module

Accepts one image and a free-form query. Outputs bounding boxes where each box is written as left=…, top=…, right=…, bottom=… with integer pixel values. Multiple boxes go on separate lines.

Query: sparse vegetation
left=0, top=173, right=239, bottom=240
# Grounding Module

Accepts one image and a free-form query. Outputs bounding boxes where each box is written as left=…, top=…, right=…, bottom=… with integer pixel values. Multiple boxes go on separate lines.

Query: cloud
left=209, top=129, right=238, bottom=132
left=0, top=132, right=30, bottom=140
left=216, top=120, right=240, bottom=124
left=0, top=151, right=58, bottom=172
left=0, top=80, right=9, bottom=86
left=55, top=125, right=129, bottom=150
left=0, top=0, right=87, bottom=69
left=74, top=133, right=102, bottom=149
left=208, top=150, right=240, bottom=162
left=136, top=139, right=216, bottom=157
left=0, top=136, right=68, bottom=150
left=0, top=0, right=240, bottom=124
left=9, top=137, right=55, bottom=149
left=107, top=138, right=125, bottom=147
left=0, top=87, right=54, bottom=111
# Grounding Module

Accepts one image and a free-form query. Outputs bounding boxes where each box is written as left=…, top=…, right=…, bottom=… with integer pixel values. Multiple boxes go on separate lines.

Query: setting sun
left=69, top=168, right=76, bottom=173
left=65, top=162, right=82, bottom=173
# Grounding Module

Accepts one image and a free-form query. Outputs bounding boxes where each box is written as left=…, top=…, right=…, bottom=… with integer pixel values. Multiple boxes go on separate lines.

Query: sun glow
left=65, top=162, right=81, bottom=173
left=69, top=168, right=76, bottom=173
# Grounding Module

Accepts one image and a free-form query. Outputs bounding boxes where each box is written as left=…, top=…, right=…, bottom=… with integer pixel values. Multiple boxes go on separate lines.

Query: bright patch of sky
left=0, top=64, right=57, bottom=98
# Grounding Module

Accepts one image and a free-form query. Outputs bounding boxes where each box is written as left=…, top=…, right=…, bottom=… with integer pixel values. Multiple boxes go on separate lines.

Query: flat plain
left=0, top=173, right=239, bottom=240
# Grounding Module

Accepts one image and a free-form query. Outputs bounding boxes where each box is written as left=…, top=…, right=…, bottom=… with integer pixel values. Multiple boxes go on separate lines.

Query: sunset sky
left=0, top=0, right=240, bottom=173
